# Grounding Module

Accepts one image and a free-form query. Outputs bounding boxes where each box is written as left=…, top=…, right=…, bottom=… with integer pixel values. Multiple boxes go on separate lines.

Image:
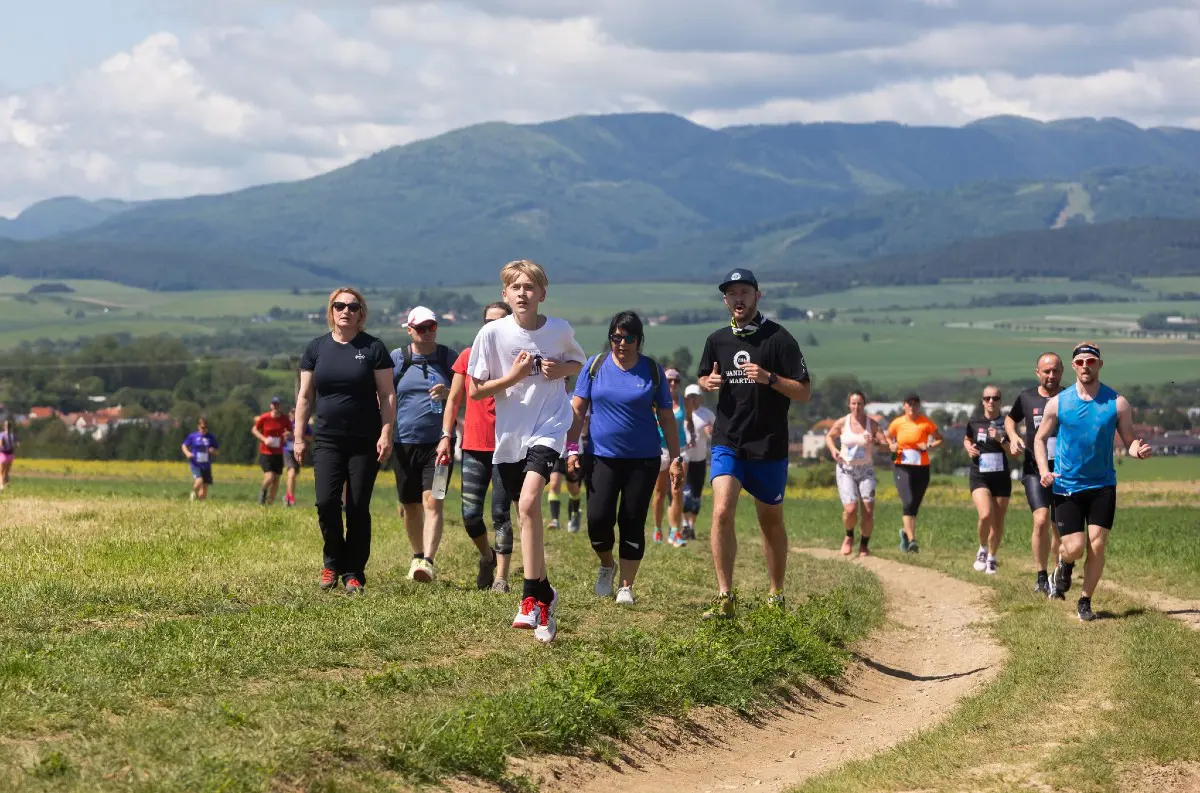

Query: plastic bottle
left=431, top=394, right=444, bottom=415
left=431, top=459, right=450, bottom=500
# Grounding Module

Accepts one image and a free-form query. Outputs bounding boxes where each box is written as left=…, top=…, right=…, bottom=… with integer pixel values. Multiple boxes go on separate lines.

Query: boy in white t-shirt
left=468, top=260, right=586, bottom=643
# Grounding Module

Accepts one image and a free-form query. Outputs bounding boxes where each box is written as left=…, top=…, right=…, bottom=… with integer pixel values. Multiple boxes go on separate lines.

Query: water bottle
left=431, top=393, right=444, bottom=415
left=431, top=459, right=450, bottom=500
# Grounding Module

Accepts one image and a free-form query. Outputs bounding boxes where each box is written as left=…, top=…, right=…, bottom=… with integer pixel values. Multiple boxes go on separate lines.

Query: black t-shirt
left=299, top=332, right=393, bottom=439
left=697, top=320, right=809, bottom=460
left=1008, top=387, right=1058, bottom=476
left=966, top=416, right=1009, bottom=475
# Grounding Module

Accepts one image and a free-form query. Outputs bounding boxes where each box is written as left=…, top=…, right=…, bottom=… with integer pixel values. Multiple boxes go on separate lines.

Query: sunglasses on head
left=411, top=322, right=438, bottom=333
left=609, top=333, right=638, bottom=345
left=331, top=301, right=361, bottom=313
left=1073, top=357, right=1099, bottom=367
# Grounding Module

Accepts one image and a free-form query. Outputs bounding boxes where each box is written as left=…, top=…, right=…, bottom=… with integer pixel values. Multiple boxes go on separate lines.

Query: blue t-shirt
left=284, top=423, right=313, bottom=454
left=1054, top=383, right=1119, bottom=494
left=574, top=354, right=671, bottom=459
left=391, top=348, right=452, bottom=444
left=183, top=431, right=218, bottom=467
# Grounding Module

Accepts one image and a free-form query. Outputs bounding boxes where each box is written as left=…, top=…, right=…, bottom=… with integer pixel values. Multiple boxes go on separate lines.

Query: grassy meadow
left=2, top=458, right=1199, bottom=791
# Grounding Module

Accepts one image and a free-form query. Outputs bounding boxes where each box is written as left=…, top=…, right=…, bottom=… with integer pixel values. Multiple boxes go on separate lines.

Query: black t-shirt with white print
left=299, top=331, right=393, bottom=440
left=1008, top=387, right=1058, bottom=476
left=966, top=416, right=1009, bottom=475
left=697, top=319, right=809, bottom=461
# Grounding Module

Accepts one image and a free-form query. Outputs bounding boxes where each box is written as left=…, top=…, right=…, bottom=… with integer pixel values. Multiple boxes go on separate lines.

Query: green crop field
left=1, top=460, right=1197, bottom=792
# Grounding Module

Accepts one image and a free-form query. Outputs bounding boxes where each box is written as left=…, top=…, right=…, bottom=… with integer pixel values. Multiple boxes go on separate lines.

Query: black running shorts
left=1053, top=485, right=1117, bottom=535
left=1022, top=475, right=1053, bottom=512
left=259, top=453, right=284, bottom=475
left=391, top=441, right=440, bottom=504
left=969, top=471, right=1012, bottom=498
left=498, top=445, right=560, bottom=504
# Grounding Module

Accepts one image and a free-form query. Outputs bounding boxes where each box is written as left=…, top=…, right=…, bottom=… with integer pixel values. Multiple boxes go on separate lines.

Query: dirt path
left=498, top=548, right=1005, bottom=793
left=1108, top=582, right=1200, bottom=631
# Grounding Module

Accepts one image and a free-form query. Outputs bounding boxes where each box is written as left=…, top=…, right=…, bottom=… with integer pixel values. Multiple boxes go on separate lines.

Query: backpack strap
left=395, top=344, right=453, bottom=388
left=587, top=351, right=609, bottom=380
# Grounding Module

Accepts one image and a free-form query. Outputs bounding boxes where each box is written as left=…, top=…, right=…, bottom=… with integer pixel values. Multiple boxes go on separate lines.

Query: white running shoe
left=615, top=586, right=635, bottom=605
left=567, top=513, right=581, bottom=533
left=973, top=549, right=987, bottom=572
left=594, top=565, right=616, bottom=597
left=534, top=606, right=557, bottom=643
left=986, top=557, right=998, bottom=575
left=513, top=597, right=540, bottom=629
left=407, top=558, right=423, bottom=580
left=413, top=558, right=435, bottom=582
left=547, top=519, right=560, bottom=530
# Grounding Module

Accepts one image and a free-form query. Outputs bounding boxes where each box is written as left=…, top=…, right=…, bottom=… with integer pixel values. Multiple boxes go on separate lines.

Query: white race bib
left=979, top=452, right=1004, bottom=473
left=266, top=436, right=282, bottom=448
left=1046, top=437, right=1057, bottom=461
left=193, top=451, right=209, bottom=464
left=901, top=449, right=922, bottom=465
left=843, top=444, right=865, bottom=462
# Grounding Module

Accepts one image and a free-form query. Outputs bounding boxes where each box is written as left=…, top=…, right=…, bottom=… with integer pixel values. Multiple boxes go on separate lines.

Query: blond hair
left=326, top=287, right=369, bottom=331
left=500, top=260, right=548, bottom=290
left=1074, top=340, right=1101, bottom=356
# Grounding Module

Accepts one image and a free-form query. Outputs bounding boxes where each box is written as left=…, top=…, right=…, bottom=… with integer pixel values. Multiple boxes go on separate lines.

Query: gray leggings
left=893, top=464, right=931, bottom=517
left=460, top=449, right=514, bottom=554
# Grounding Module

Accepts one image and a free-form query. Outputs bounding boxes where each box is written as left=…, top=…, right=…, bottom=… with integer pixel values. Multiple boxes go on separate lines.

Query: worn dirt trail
left=1108, top=582, right=1200, bottom=632
left=491, top=548, right=1006, bottom=793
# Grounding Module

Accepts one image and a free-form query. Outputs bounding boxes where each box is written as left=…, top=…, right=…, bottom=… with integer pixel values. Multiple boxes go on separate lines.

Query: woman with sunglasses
left=965, top=386, right=1012, bottom=575
left=886, top=394, right=943, bottom=553
left=566, top=311, right=684, bottom=605
left=653, top=368, right=693, bottom=546
left=294, top=288, right=396, bottom=595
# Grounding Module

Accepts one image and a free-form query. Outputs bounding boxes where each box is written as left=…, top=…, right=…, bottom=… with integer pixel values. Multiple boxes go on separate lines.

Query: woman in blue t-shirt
left=181, top=416, right=219, bottom=501
left=566, top=311, right=685, bottom=605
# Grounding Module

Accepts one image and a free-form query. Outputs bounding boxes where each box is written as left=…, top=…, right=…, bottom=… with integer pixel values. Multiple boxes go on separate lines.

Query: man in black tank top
left=1004, top=352, right=1063, bottom=597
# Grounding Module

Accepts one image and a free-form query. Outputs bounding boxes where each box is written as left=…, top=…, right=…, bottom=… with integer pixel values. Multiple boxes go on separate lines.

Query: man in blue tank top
left=1033, top=342, right=1152, bottom=622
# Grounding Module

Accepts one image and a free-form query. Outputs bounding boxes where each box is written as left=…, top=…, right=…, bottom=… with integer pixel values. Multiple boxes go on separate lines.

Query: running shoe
left=344, top=575, right=364, bottom=595
left=594, top=564, right=616, bottom=597
left=491, top=578, right=510, bottom=595
left=1052, top=560, right=1072, bottom=598
left=701, top=592, right=736, bottom=621
left=682, top=524, right=696, bottom=542
left=1077, top=596, right=1096, bottom=622
left=766, top=593, right=786, bottom=610
left=858, top=545, right=871, bottom=557
left=547, top=519, right=560, bottom=531
left=319, top=567, right=338, bottom=591
left=534, top=602, right=557, bottom=643
left=986, top=557, right=998, bottom=575
left=567, top=513, right=581, bottom=534
left=513, top=597, right=540, bottom=629
left=413, top=558, right=435, bottom=583
left=615, top=586, right=635, bottom=605
left=973, top=549, right=988, bottom=572
left=189, top=491, right=196, bottom=502
left=841, top=536, right=854, bottom=556
left=476, top=551, right=497, bottom=591
left=653, top=530, right=663, bottom=544
left=906, top=540, right=920, bottom=554
left=1034, top=572, right=1050, bottom=597
left=407, top=558, right=423, bottom=581
left=898, top=528, right=910, bottom=552
left=285, top=494, right=295, bottom=507
left=546, top=585, right=559, bottom=618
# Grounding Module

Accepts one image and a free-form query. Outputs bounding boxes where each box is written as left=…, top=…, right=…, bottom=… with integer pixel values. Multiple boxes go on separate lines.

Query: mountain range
left=3, top=113, right=1200, bottom=289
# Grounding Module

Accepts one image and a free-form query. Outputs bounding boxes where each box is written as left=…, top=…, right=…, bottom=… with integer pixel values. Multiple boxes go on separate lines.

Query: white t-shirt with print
left=467, top=315, right=586, bottom=465
left=686, top=406, right=716, bottom=463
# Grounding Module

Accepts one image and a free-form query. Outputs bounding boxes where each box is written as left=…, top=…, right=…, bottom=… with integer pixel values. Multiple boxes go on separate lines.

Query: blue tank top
left=1054, top=383, right=1119, bottom=494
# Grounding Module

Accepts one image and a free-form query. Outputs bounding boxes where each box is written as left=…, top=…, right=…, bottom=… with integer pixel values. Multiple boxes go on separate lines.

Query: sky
left=2, top=0, right=1200, bottom=217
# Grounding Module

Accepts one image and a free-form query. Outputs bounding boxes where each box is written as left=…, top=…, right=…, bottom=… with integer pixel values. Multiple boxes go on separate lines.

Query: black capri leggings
left=313, top=434, right=381, bottom=582
left=587, top=456, right=659, bottom=561
left=893, top=464, right=931, bottom=517
left=460, top=449, right=514, bottom=555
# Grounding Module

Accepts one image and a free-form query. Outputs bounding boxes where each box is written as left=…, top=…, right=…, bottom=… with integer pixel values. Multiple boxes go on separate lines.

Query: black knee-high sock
left=549, top=498, right=561, bottom=521
left=569, top=498, right=580, bottom=518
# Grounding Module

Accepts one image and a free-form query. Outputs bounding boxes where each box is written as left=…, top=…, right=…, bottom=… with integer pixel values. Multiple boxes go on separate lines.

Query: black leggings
left=460, top=449, right=514, bottom=554
left=893, top=464, right=931, bottom=517
left=587, top=456, right=659, bottom=561
left=313, top=435, right=380, bottom=582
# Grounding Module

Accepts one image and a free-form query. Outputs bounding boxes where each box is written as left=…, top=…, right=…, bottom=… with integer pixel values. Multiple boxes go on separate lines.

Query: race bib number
left=901, top=449, right=922, bottom=465
left=979, top=452, right=1004, bottom=473
left=266, top=436, right=282, bottom=448
left=1046, top=437, right=1057, bottom=461
left=843, top=444, right=865, bottom=462
left=193, top=451, right=209, bottom=464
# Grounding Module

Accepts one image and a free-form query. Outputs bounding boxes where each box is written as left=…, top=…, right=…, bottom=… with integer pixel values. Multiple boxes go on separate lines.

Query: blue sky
left=1, top=1, right=1199, bottom=216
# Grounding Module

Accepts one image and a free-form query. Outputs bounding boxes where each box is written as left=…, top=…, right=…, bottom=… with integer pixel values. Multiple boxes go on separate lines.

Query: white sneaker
left=513, top=596, right=540, bottom=629
left=567, top=513, right=581, bottom=533
left=413, top=558, right=436, bottom=582
left=615, top=586, right=635, bottom=605
left=548, top=519, right=560, bottom=530
left=973, top=549, right=987, bottom=572
left=547, top=585, right=559, bottom=617
left=594, top=565, right=616, bottom=597
left=407, top=558, right=423, bottom=580
left=534, top=610, right=557, bottom=643
left=986, top=557, right=998, bottom=575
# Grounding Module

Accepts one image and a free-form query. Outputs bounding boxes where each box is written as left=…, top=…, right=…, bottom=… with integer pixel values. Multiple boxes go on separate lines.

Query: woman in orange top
left=886, top=394, right=943, bottom=553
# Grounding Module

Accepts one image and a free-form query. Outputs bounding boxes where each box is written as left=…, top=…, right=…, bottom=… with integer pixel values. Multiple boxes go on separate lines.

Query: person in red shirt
left=252, top=396, right=293, bottom=505
left=437, top=301, right=514, bottom=591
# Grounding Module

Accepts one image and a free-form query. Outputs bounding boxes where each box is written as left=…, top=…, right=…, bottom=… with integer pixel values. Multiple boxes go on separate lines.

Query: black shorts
left=259, top=453, right=284, bottom=475
left=190, top=465, right=213, bottom=485
left=686, top=460, right=707, bottom=496
left=969, top=471, right=1012, bottom=498
left=392, top=441, right=440, bottom=504
left=284, top=453, right=300, bottom=471
left=552, top=455, right=583, bottom=484
left=497, top=445, right=560, bottom=504
left=1022, top=474, right=1053, bottom=512
left=1053, top=486, right=1117, bottom=535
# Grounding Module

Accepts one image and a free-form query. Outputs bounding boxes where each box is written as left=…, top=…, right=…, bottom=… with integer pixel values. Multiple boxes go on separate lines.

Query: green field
left=1, top=461, right=1197, bottom=791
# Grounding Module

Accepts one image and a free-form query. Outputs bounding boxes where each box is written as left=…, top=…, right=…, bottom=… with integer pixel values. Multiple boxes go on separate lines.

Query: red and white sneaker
left=534, top=601, right=557, bottom=643
left=512, top=596, right=540, bottom=629
left=653, top=530, right=663, bottom=544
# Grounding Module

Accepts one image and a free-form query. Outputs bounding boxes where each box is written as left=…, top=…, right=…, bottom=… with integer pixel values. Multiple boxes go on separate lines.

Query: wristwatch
left=767, top=372, right=778, bottom=386
left=440, top=429, right=454, bottom=440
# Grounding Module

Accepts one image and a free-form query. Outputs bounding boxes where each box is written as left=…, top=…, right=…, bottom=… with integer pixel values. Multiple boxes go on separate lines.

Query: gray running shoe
left=1077, top=596, right=1096, bottom=622
left=476, top=550, right=497, bottom=590
left=594, top=564, right=616, bottom=598
left=490, top=578, right=510, bottom=595
left=567, top=513, right=581, bottom=534
left=898, top=528, right=910, bottom=552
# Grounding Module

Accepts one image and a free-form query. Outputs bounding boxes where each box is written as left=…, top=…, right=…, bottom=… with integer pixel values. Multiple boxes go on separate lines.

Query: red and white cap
left=406, top=306, right=437, bottom=327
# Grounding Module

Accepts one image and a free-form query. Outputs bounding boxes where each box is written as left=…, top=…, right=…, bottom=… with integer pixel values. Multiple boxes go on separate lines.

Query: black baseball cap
left=719, top=268, right=759, bottom=292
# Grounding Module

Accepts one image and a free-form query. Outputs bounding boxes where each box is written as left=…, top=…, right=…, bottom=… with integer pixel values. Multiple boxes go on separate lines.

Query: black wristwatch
left=767, top=372, right=778, bottom=386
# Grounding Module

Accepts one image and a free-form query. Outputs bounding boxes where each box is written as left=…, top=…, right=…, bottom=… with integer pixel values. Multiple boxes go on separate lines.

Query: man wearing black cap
left=697, top=268, right=811, bottom=620
left=252, top=396, right=293, bottom=506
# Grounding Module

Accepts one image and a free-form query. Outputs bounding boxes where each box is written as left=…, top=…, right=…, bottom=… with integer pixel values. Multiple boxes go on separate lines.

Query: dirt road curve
left=496, top=549, right=1006, bottom=793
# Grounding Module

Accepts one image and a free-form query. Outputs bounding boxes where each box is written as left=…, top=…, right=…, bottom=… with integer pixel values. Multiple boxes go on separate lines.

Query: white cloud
left=1, top=1, right=1199, bottom=217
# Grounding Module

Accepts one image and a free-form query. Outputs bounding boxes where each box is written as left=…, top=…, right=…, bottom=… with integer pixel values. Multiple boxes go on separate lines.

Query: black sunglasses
left=331, top=301, right=362, bottom=313
left=609, top=333, right=638, bottom=345
left=982, top=395, right=1000, bottom=401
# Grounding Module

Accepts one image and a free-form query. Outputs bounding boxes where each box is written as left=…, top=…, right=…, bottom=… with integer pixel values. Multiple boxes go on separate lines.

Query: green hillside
left=0, top=197, right=133, bottom=241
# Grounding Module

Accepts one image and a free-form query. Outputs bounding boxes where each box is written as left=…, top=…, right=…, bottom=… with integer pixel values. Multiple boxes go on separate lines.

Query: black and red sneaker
left=344, top=575, right=364, bottom=595
left=319, top=568, right=338, bottom=591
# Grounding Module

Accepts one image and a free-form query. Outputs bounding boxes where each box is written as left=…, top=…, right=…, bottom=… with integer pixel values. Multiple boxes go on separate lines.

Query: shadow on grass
left=1095, top=608, right=1148, bottom=621
left=853, top=653, right=991, bottom=683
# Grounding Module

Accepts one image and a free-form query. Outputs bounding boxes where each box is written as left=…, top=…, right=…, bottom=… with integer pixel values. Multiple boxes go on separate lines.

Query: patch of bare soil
left=1108, top=582, right=1200, bottom=632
